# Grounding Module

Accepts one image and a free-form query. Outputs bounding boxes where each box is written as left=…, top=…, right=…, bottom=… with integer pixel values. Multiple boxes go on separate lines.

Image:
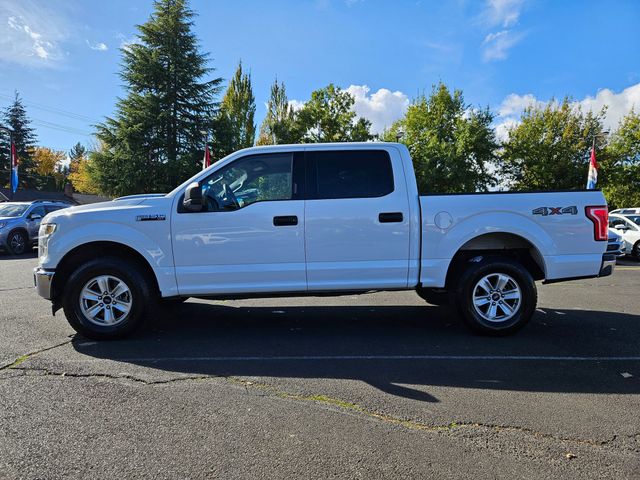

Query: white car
left=610, top=207, right=640, bottom=215
left=33, top=143, right=613, bottom=339
left=609, top=213, right=640, bottom=259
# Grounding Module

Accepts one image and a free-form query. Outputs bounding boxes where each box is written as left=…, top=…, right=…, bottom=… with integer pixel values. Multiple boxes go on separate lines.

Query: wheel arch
left=445, top=232, right=546, bottom=289
left=51, top=241, right=160, bottom=304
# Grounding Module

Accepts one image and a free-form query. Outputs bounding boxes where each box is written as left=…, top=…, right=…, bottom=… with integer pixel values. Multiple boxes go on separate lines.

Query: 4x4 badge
left=532, top=206, right=577, bottom=216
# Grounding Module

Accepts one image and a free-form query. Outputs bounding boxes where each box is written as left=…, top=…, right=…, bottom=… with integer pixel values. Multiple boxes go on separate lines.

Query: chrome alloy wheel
left=472, top=273, right=521, bottom=323
left=79, top=275, right=132, bottom=326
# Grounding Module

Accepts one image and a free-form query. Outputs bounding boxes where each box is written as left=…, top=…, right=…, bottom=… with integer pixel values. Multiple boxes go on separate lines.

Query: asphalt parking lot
left=1, top=251, right=639, bottom=479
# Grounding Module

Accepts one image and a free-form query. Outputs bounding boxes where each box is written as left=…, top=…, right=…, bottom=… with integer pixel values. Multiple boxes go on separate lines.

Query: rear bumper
left=543, top=253, right=616, bottom=284
left=598, top=253, right=616, bottom=278
left=34, top=267, right=54, bottom=300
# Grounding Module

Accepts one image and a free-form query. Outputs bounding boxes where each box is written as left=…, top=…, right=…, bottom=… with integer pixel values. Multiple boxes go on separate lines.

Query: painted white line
left=115, top=355, right=640, bottom=362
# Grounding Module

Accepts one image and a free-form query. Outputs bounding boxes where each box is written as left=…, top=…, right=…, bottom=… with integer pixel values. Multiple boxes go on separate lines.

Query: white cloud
left=494, top=83, right=640, bottom=142
left=0, top=1, right=67, bottom=67
left=288, top=99, right=305, bottom=112
left=481, top=0, right=525, bottom=28
left=86, top=40, right=108, bottom=52
left=116, top=33, right=138, bottom=52
left=345, top=85, right=410, bottom=134
left=289, top=85, right=409, bottom=134
left=482, top=29, right=524, bottom=61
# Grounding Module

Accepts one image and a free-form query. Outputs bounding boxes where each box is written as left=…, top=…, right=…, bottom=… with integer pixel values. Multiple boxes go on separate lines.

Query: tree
left=31, top=147, right=66, bottom=176
left=94, top=0, right=222, bottom=196
left=256, top=79, right=300, bottom=145
left=1, top=91, right=37, bottom=186
left=296, top=84, right=374, bottom=143
left=69, top=153, right=100, bottom=194
left=68, top=142, right=87, bottom=174
left=382, top=83, right=497, bottom=193
left=601, top=110, right=640, bottom=209
left=499, top=98, right=607, bottom=190
left=213, top=61, right=256, bottom=158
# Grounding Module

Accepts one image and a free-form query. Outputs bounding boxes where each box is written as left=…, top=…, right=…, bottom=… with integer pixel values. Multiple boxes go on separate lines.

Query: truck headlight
left=38, top=223, right=57, bottom=260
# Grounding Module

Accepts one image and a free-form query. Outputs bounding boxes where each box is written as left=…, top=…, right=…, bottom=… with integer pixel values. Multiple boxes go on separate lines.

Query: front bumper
left=599, top=253, right=616, bottom=278
left=34, top=267, right=54, bottom=299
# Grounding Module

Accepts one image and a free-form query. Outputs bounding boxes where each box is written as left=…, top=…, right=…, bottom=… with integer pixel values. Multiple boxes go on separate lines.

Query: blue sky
left=1, top=0, right=639, bottom=152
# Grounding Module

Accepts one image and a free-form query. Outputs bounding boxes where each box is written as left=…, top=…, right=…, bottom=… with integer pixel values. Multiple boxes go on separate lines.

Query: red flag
left=587, top=145, right=598, bottom=189
left=202, top=144, right=211, bottom=170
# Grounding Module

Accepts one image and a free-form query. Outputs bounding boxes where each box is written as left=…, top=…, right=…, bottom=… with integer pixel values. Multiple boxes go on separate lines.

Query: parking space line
left=115, top=355, right=640, bottom=362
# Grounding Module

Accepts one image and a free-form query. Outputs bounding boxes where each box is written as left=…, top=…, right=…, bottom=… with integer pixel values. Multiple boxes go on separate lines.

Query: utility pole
left=0, top=126, right=14, bottom=200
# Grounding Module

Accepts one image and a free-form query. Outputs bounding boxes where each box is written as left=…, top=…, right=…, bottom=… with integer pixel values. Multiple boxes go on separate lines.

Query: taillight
left=585, top=205, right=608, bottom=241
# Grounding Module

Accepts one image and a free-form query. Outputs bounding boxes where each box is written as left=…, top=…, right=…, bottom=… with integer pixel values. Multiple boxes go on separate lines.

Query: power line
left=0, top=92, right=100, bottom=124
left=32, top=118, right=93, bottom=137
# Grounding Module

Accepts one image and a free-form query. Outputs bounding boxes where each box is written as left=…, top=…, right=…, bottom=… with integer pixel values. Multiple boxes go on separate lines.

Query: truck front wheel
left=62, top=257, right=156, bottom=340
left=454, top=257, right=537, bottom=335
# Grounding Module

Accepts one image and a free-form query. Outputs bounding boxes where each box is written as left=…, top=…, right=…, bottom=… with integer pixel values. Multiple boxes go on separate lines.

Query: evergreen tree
left=94, top=0, right=222, bottom=196
left=499, top=98, right=607, bottom=191
left=296, top=84, right=373, bottom=143
left=214, top=61, right=256, bottom=157
left=1, top=91, right=37, bottom=186
left=256, top=79, right=300, bottom=145
left=68, top=142, right=87, bottom=174
left=382, top=83, right=497, bottom=193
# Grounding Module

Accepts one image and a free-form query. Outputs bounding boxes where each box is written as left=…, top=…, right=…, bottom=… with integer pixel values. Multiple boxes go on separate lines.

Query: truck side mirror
left=183, top=182, right=203, bottom=212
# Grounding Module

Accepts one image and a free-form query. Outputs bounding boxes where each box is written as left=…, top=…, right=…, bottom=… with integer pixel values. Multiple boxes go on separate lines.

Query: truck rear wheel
left=62, top=257, right=156, bottom=340
left=454, top=256, right=536, bottom=335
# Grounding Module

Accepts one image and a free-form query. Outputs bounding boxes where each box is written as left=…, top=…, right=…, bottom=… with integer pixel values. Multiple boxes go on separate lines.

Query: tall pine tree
left=94, top=0, right=222, bottom=195
left=213, top=61, right=256, bottom=158
left=256, top=79, right=300, bottom=145
left=2, top=91, right=37, bottom=187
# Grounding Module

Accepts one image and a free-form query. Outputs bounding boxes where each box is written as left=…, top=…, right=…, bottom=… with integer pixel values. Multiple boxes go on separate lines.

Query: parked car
left=609, top=213, right=640, bottom=259
left=610, top=207, right=640, bottom=215
left=0, top=201, right=71, bottom=255
left=34, top=143, right=614, bottom=339
left=607, top=230, right=625, bottom=258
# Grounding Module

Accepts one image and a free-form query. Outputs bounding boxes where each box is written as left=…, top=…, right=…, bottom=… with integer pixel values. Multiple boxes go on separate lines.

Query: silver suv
left=0, top=201, right=71, bottom=255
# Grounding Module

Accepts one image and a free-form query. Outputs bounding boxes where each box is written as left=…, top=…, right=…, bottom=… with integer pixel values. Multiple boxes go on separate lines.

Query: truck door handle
left=379, top=212, right=403, bottom=223
left=273, top=215, right=298, bottom=226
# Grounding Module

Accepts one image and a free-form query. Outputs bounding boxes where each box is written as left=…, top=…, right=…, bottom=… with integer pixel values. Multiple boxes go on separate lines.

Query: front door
left=171, top=152, right=306, bottom=296
left=304, top=148, right=412, bottom=291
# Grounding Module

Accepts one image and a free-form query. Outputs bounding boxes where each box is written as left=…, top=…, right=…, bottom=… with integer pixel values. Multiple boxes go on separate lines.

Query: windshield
left=0, top=204, right=28, bottom=217
left=625, top=215, right=640, bottom=226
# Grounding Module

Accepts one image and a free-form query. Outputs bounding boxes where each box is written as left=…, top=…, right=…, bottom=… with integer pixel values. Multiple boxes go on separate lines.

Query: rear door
left=304, top=148, right=411, bottom=290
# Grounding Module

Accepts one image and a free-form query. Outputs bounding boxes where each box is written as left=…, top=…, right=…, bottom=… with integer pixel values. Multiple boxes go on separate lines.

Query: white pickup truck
left=34, top=143, right=614, bottom=339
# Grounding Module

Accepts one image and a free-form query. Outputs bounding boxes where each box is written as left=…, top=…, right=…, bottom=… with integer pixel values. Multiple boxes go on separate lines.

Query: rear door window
left=306, top=150, right=394, bottom=200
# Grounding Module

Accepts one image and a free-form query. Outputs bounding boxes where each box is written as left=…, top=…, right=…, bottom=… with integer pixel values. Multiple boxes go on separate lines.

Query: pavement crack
left=0, top=286, right=32, bottom=292
left=0, top=339, right=73, bottom=371
left=6, top=366, right=219, bottom=386
left=224, top=376, right=635, bottom=452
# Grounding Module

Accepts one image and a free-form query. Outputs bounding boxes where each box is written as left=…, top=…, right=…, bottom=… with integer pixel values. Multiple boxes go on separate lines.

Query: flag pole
left=0, top=126, right=14, bottom=200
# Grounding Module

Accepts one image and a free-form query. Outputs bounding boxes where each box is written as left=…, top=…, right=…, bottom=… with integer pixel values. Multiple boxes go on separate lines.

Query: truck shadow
left=72, top=302, right=640, bottom=403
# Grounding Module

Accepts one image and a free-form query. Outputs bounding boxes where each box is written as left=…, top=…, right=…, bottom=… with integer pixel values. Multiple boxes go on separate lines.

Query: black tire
left=633, top=241, right=640, bottom=261
left=7, top=229, right=28, bottom=255
left=453, top=256, right=537, bottom=336
left=62, top=257, right=157, bottom=340
left=416, top=288, right=450, bottom=306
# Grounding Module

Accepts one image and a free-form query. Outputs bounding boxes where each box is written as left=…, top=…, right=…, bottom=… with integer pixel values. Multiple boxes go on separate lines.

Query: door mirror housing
left=614, top=224, right=628, bottom=231
left=29, top=214, right=42, bottom=221
left=183, top=182, right=203, bottom=212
